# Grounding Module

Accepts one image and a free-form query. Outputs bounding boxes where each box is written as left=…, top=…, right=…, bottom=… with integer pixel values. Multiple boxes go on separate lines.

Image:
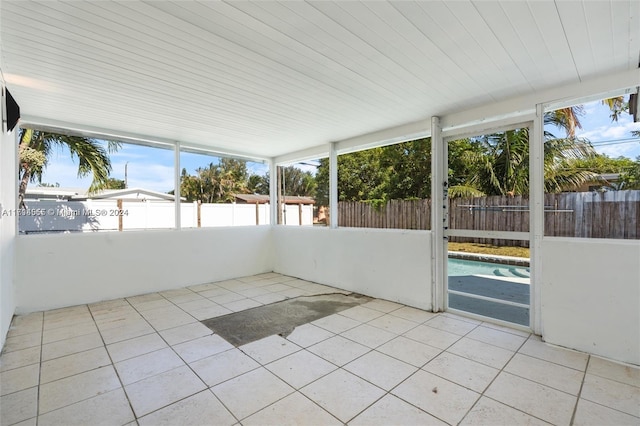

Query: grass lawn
left=448, top=242, right=530, bottom=258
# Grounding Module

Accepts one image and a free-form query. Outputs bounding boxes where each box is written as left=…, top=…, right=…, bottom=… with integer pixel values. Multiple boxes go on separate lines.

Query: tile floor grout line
left=35, top=310, right=44, bottom=426
left=234, top=387, right=297, bottom=424
left=132, top=292, right=244, bottom=425
left=381, top=317, right=480, bottom=424
left=378, top=366, right=452, bottom=426
left=579, top=360, right=640, bottom=388
left=210, top=324, right=310, bottom=424
left=519, top=336, right=591, bottom=372
left=101, top=298, right=213, bottom=421
left=292, top=389, right=344, bottom=426
left=456, top=324, right=531, bottom=425
left=258, top=348, right=344, bottom=424
left=5, top=276, right=638, bottom=426
left=577, top=393, right=640, bottom=419
left=478, top=394, right=558, bottom=425
left=513, top=350, right=586, bottom=373
left=87, top=301, right=139, bottom=425
left=344, top=338, right=429, bottom=422
left=241, top=311, right=421, bottom=424
left=342, top=311, right=479, bottom=425
left=569, top=355, right=590, bottom=426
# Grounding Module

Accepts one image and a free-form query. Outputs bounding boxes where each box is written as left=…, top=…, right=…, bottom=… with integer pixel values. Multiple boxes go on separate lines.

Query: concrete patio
left=1, top=273, right=638, bottom=426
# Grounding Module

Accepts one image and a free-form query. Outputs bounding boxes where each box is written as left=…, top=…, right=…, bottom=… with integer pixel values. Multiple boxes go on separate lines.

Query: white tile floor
left=1, top=273, right=639, bottom=426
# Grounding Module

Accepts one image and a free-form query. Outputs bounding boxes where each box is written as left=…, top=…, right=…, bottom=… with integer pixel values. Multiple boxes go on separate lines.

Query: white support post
left=329, top=142, right=338, bottom=229
left=13, top=129, right=19, bottom=236
left=431, top=116, right=446, bottom=313
left=174, top=142, right=181, bottom=230
left=530, top=104, right=545, bottom=335
left=269, top=158, right=278, bottom=225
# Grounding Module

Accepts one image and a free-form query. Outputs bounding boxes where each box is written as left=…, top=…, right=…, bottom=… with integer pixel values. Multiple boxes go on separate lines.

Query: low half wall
left=541, top=238, right=640, bottom=365
left=15, top=226, right=273, bottom=313
left=272, top=226, right=432, bottom=310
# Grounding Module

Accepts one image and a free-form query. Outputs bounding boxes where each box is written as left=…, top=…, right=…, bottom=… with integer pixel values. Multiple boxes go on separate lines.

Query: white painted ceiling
left=1, top=1, right=638, bottom=159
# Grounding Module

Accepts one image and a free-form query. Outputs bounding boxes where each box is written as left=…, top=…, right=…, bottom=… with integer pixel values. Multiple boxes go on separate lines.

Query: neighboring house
left=234, top=194, right=315, bottom=205
left=234, top=194, right=320, bottom=225
left=573, top=173, right=621, bottom=192
left=24, top=187, right=85, bottom=201
left=25, top=187, right=184, bottom=202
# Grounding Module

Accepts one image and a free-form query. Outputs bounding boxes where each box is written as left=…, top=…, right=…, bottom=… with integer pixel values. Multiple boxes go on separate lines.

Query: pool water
left=448, top=257, right=530, bottom=279
left=448, top=257, right=531, bottom=325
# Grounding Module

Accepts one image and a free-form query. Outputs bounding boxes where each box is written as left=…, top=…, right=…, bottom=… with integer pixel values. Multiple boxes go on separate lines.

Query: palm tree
left=180, top=160, right=250, bottom=203
left=448, top=106, right=599, bottom=197
left=278, top=166, right=317, bottom=197
left=545, top=106, right=584, bottom=138
left=602, top=96, right=626, bottom=122
left=18, top=128, right=119, bottom=208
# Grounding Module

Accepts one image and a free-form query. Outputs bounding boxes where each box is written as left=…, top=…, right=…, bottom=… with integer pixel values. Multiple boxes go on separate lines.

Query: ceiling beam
left=19, top=115, right=268, bottom=163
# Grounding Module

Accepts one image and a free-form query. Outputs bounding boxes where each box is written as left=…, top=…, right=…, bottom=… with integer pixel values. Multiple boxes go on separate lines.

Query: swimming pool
left=448, top=257, right=530, bottom=279
left=448, top=257, right=530, bottom=325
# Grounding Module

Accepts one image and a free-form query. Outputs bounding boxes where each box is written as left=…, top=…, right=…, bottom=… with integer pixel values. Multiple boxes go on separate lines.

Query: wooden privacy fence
left=338, top=190, right=640, bottom=245
left=338, top=199, right=432, bottom=230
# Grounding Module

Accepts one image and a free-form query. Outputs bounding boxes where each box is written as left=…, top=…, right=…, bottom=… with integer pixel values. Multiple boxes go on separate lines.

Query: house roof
left=598, top=173, right=622, bottom=181
left=234, top=194, right=315, bottom=205
left=2, top=1, right=639, bottom=160
left=74, top=188, right=180, bottom=201
left=25, top=187, right=181, bottom=201
left=24, top=187, right=85, bottom=199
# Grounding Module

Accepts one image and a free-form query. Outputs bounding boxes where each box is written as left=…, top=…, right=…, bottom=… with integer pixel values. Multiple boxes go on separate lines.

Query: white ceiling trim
left=276, top=68, right=640, bottom=164
left=441, top=68, right=640, bottom=131
left=19, top=115, right=270, bottom=163
left=24, top=67, right=638, bottom=166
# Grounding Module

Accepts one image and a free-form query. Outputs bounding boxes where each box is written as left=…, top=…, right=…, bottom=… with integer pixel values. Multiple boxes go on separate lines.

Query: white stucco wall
left=541, top=238, right=640, bottom=365
left=0, top=123, right=17, bottom=349
left=15, top=227, right=273, bottom=313
left=272, top=226, right=432, bottom=310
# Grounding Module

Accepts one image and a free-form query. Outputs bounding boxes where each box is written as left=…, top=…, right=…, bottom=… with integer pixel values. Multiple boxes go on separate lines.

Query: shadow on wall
left=19, top=201, right=102, bottom=234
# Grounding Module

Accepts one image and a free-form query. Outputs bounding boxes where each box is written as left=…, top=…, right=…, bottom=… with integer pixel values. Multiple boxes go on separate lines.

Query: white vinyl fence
left=19, top=200, right=313, bottom=233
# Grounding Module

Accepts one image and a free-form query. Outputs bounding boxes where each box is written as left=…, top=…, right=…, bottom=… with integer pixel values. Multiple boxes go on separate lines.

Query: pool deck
left=448, top=251, right=530, bottom=267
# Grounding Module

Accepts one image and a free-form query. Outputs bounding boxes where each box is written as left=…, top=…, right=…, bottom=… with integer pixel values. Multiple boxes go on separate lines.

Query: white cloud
left=39, top=160, right=92, bottom=189
left=125, top=164, right=175, bottom=193
left=247, top=162, right=269, bottom=176
left=36, top=156, right=175, bottom=193
left=577, top=118, right=640, bottom=142
left=581, top=101, right=599, bottom=115
left=292, top=163, right=319, bottom=175
left=596, top=143, right=640, bottom=159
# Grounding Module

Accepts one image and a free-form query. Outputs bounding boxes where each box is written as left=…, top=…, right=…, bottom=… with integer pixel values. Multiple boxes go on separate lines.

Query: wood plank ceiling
left=1, top=1, right=638, bottom=158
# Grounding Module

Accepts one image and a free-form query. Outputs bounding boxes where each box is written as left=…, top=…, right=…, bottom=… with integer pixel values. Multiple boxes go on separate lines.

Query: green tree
left=18, top=128, right=119, bottom=207
left=316, top=149, right=390, bottom=205
left=382, top=138, right=431, bottom=200
left=179, top=159, right=251, bottom=203
left=104, top=178, right=126, bottom=189
left=315, top=158, right=330, bottom=206
left=618, top=156, right=640, bottom=189
left=316, top=104, right=623, bottom=200
left=602, top=96, right=627, bottom=122
left=570, top=155, right=635, bottom=174
left=247, top=174, right=269, bottom=195
left=447, top=105, right=602, bottom=196
left=278, top=166, right=317, bottom=197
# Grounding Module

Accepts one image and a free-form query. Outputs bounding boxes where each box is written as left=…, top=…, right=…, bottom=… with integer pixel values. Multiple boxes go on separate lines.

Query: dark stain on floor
left=202, top=293, right=372, bottom=346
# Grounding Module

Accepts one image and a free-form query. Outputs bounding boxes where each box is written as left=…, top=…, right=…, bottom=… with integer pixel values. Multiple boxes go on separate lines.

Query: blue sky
left=35, top=99, right=640, bottom=193
left=574, top=101, right=640, bottom=159
left=39, top=143, right=269, bottom=193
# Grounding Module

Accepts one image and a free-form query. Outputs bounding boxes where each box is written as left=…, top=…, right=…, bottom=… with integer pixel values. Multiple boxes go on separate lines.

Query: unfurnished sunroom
left=0, top=1, right=639, bottom=425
